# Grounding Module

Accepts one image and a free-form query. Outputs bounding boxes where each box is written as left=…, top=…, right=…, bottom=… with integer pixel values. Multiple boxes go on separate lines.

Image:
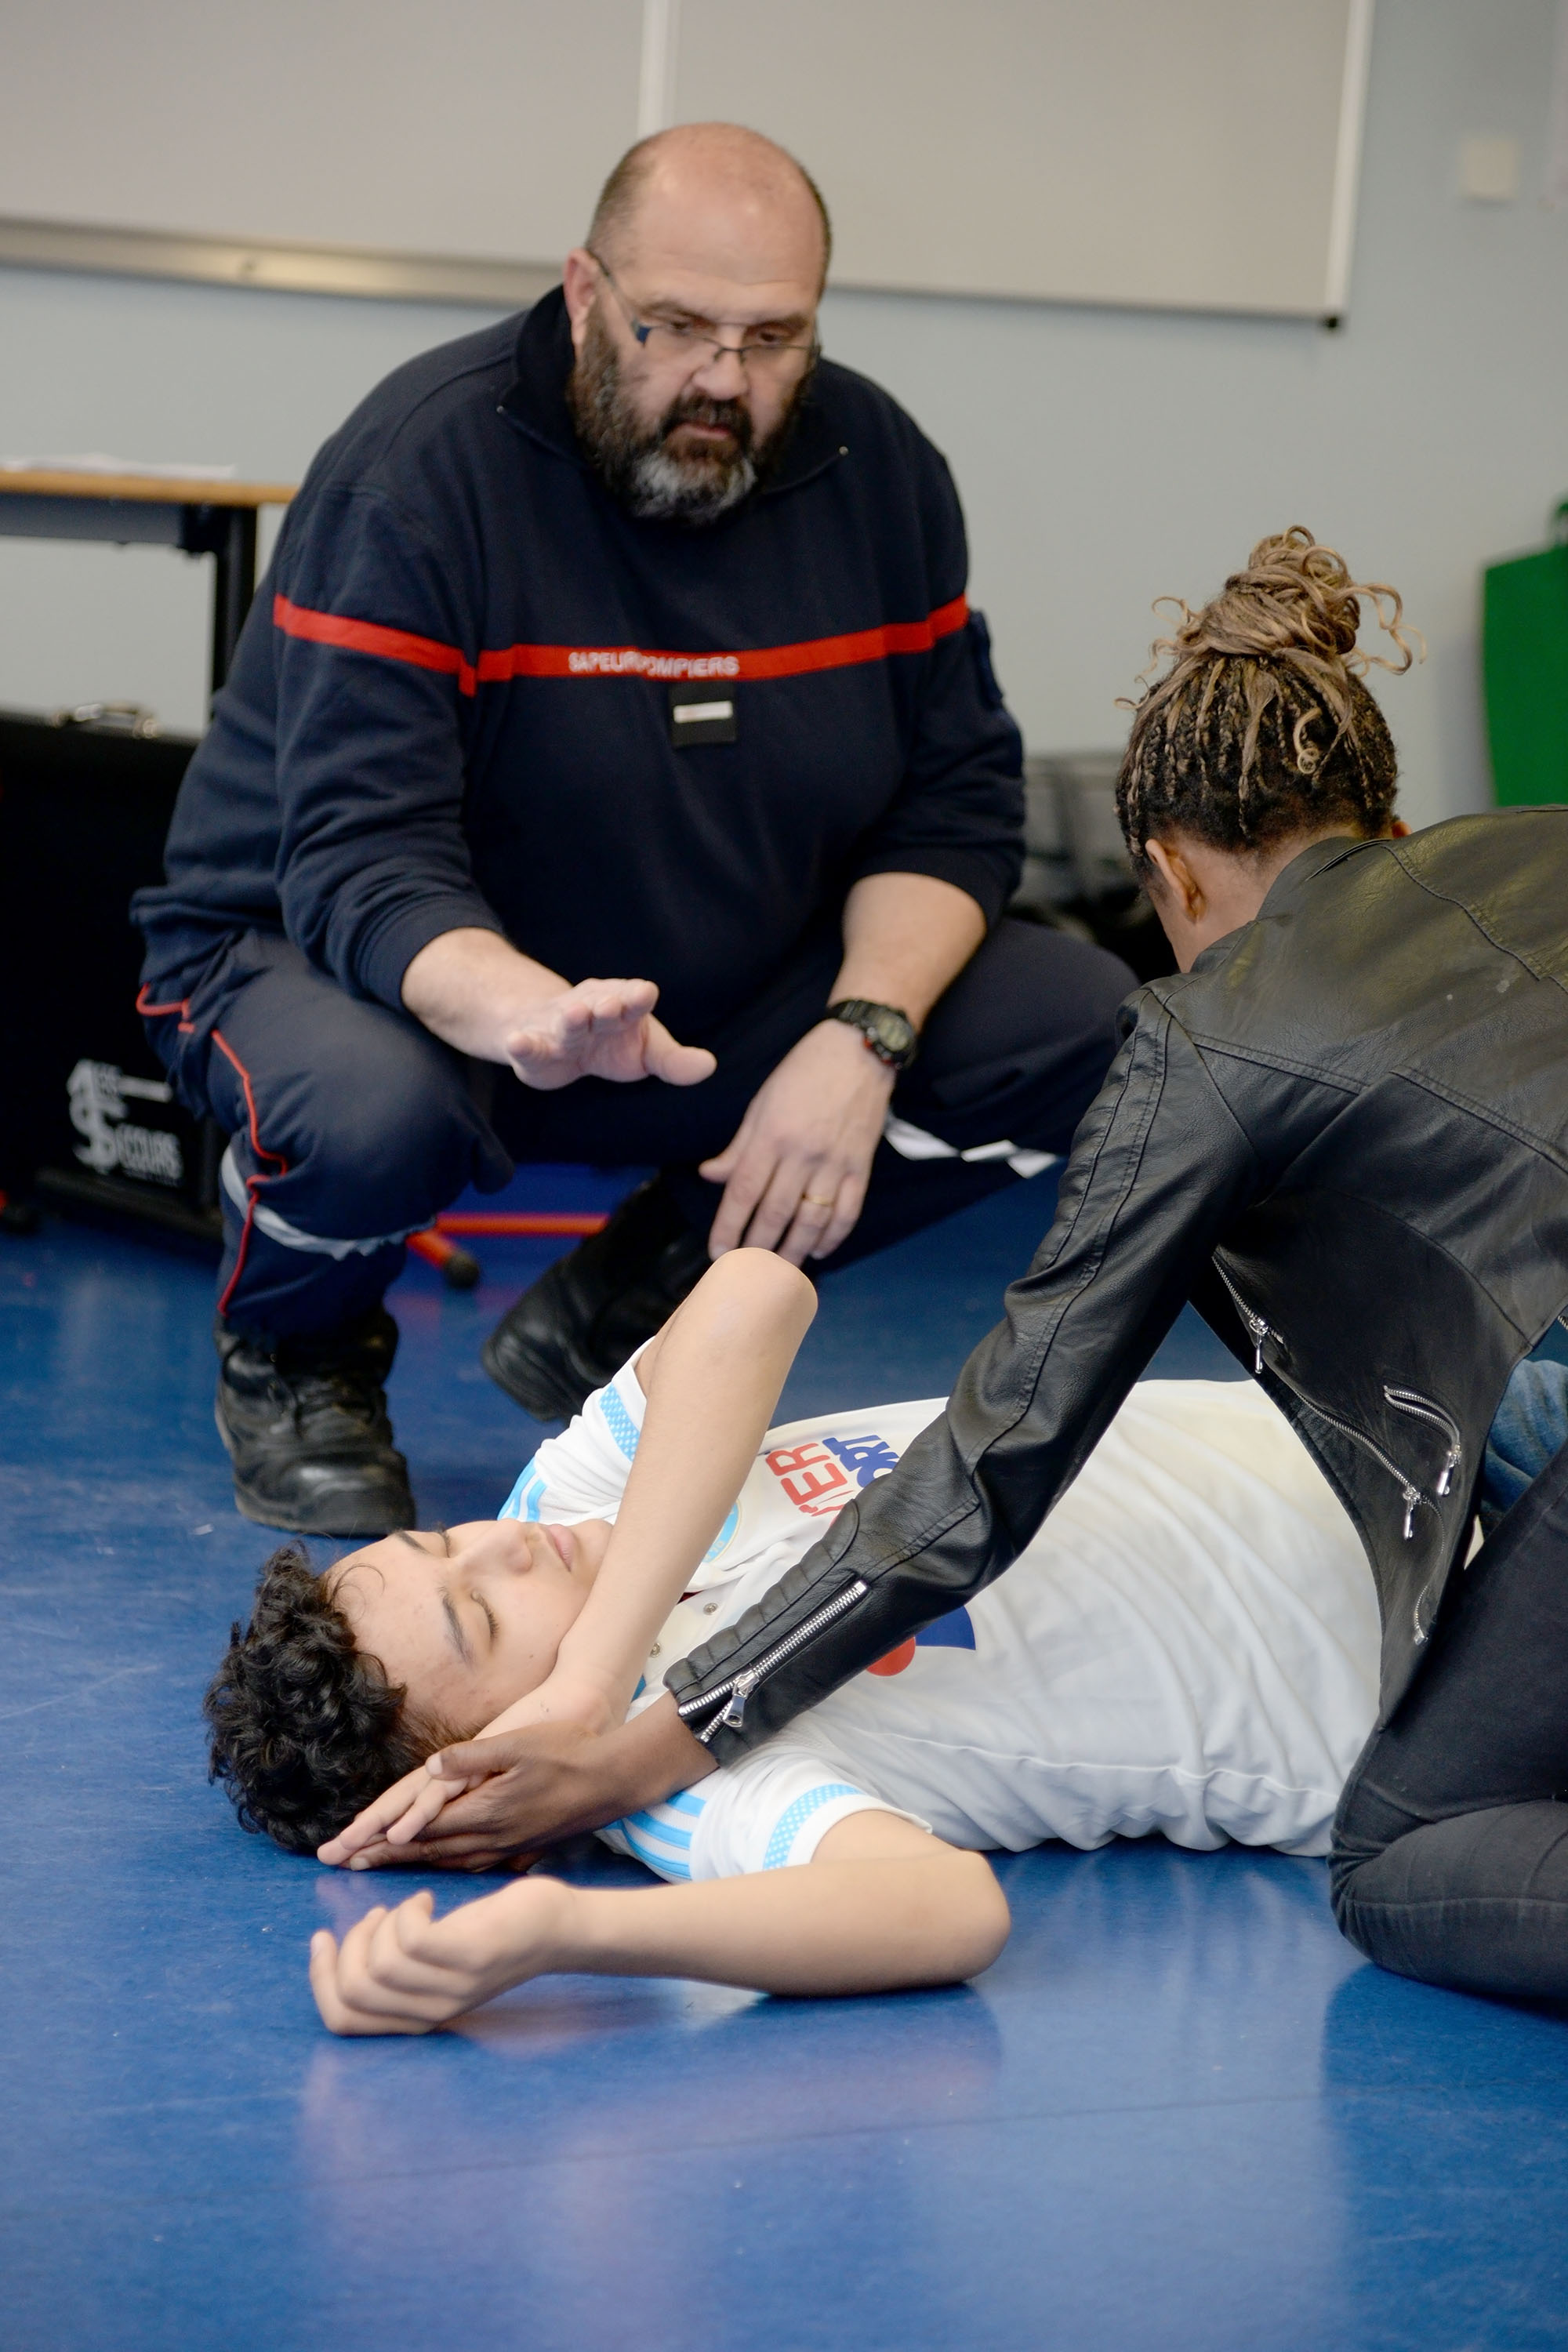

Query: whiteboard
left=0, top=0, right=1370, bottom=319
left=0, top=0, right=645, bottom=281
left=673, top=0, right=1371, bottom=317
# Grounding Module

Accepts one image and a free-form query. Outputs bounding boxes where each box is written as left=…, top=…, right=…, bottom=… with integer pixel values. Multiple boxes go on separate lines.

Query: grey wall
left=2, top=0, right=1564, bottom=829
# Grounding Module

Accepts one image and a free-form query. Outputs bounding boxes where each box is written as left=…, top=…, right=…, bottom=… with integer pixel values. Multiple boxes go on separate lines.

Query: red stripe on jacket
left=273, top=596, right=479, bottom=693
left=273, top=592, right=969, bottom=697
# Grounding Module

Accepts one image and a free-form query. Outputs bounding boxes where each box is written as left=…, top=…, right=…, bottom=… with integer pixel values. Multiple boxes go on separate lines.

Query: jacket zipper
left=1298, top=1396, right=1428, bottom=1540
left=1382, top=1387, right=1463, bottom=1497
left=1214, top=1261, right=1283, bottom=1376
left=1216, top=1263, right=1436, bottom=1538
left=676, top=1579, right=869, bottom=1744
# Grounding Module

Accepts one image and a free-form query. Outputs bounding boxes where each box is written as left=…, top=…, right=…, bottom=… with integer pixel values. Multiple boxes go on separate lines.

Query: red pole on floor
left=408, top=1227, right=482, bottom=1288
left=434, top=1211, right=609, bottom=1236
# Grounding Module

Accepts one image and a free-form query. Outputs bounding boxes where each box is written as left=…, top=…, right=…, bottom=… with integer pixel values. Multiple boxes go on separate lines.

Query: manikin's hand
left=504, top=978, right=716, bottom=1092
left=700, top=1020, right=895, bottom=1264
left=318, top=1668, right=620, bottom=1867
left=310, top=1880, right=568, bottom=2034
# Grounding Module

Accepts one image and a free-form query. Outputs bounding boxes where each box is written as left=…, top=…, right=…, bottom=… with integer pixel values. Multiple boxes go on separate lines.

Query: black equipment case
left=0, top=705, right=220, bottom=1237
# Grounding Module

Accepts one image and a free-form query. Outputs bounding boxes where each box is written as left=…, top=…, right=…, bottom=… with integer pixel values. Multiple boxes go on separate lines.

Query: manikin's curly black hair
left=204, top=1544, right=462, bottom=1855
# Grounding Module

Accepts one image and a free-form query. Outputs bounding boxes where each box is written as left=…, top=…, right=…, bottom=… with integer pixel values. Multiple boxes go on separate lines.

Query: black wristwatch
left=826, top=998, right=919, bottom=1072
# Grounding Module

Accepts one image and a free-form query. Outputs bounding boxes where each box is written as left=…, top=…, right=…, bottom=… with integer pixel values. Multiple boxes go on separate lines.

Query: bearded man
left=133, top=124, right=1133, bottom=1538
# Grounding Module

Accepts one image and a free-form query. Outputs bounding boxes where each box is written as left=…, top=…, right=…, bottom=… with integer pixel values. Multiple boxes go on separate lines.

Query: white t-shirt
left=498, top=1365, right=1380, bottom=1882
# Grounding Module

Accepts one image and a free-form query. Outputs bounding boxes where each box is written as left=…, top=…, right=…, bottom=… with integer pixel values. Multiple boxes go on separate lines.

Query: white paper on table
left=0, top=454, right=237, bottom=480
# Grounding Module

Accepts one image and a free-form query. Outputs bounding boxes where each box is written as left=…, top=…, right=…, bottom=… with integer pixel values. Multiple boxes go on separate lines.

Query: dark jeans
left=145, top=917, right=1134, bottom=1339
left=1331, top=1357, right=1568, bottom=2001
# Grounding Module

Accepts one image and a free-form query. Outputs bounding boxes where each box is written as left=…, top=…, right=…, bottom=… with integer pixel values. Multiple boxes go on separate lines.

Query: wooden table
left=0, top=469, right=296, bottom=702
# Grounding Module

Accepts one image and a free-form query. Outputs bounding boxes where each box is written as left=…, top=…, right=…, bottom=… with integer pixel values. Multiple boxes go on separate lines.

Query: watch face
left=869, top=1008, right=916, bottom=1059
left=833, top=1000, right=916, bottom=1064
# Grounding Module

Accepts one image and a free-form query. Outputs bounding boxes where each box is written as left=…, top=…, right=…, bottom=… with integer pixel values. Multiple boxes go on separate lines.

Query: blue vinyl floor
left=6, top=1177, right=1568, bottom=2352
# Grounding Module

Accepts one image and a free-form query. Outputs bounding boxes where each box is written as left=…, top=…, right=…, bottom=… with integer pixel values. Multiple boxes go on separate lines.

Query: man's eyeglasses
left=587, top=252, right=818, bottom=375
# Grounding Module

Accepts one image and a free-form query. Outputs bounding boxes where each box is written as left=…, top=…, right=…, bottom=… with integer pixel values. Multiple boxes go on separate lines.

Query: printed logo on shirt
left=764, top=1431, right=901, bottom=1518
left=866, top=1607, right=977, bottom=1677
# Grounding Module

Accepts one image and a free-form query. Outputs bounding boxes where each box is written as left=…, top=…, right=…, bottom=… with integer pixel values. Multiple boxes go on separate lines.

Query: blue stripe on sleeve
left=498, top=1455, right=540, bottom=1520
left=618, top=1820, right=692, bottom=1881
left=600, top=1384, right=641, bottom=1461
left=762, top=1784, right=862, bottom=1871
left=702, top=1501, right=739, bottom=1561
left=609, top=1784, right=712, bottom=1882
left=626, top=1809, right=692, bottom=1851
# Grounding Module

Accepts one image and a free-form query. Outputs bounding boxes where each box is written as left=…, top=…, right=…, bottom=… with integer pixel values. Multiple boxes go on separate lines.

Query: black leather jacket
left=666, top=811, right=1568, bottom=1762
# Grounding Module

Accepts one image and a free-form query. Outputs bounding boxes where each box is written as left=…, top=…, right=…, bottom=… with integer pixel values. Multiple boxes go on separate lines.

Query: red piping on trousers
left=136, top=982, right=195, bottom=1036
left=209, top=1029, right=289, bottom=1319
left=272, top=592, right=971, bottom=699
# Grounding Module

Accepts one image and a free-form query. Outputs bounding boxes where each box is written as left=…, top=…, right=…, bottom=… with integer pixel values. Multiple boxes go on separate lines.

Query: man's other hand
left=700, top=1018, right=894, bottom=1263
left=505, top=977, right=716, bottom=1092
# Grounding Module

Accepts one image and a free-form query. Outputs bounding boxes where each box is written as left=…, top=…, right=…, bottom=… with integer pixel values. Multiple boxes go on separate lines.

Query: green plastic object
left=1483, top=500, right=1568, bottom=806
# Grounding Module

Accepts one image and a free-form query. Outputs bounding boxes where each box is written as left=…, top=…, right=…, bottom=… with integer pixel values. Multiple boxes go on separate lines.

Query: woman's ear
left=1143, top=838, right=1205, bottom=926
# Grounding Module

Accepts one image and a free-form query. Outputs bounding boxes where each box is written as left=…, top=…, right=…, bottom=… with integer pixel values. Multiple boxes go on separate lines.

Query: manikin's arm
left=309, top=1809, right=1011, bottom=2035
left=494, top=1250, right=818, bottom=1733
left=319, top=1251, right=817, bottom=1865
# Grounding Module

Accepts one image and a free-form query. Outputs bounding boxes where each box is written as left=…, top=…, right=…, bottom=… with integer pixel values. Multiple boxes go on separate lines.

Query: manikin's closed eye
left=438, top=1591, right=473, bottom=1666
left=391, top=1528, right=451, bottom=1559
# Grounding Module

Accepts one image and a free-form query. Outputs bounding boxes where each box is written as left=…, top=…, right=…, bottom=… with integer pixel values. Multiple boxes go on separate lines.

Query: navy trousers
left=143, top=918, right=1134, bottom=1341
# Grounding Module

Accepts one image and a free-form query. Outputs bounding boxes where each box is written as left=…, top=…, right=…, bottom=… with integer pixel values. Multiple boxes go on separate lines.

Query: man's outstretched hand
left=505, top=978, right=716, bottom=1092
left=317, top=1698, right=716, bottom=1875
left=401, top=933, right=714, bottom=1091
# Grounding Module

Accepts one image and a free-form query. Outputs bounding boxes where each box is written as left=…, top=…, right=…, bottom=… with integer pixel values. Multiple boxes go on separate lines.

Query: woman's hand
left=317, top=1668, right=619, bottom=1868
left=316, top=1704, right=713, bottom=1875
left=316, top=1761, right=459, bottom=1869
left=309, top=1878, right=573, bottom=2036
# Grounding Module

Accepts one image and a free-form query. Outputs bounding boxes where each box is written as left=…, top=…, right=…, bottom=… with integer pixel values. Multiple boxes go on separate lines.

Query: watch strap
left=825, top=997, right=919, bottom=1071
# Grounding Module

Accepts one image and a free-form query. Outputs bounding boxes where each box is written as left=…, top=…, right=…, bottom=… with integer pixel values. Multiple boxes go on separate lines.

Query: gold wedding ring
left=803, top=1194, right=836, bottom=1207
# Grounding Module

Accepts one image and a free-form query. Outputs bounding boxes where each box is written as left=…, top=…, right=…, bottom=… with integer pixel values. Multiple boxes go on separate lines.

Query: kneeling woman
left=645, top=527, right=1568, bottom=2008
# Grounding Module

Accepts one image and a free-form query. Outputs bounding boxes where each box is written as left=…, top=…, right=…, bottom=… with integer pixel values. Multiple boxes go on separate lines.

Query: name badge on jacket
left=668, top=683, right=738, bottom=746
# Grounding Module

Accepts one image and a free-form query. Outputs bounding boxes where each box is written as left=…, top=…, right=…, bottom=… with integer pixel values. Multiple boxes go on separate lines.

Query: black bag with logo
left=0, top=705, right=220, bottom=1235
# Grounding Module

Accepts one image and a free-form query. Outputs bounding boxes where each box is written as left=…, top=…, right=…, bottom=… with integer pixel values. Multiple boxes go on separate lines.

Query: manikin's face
left=330, top=1518, right=612, bottom=1734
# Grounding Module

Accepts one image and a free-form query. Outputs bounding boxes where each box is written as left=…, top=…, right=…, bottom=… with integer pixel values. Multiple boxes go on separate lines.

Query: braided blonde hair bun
left=1116, top=527, right=1420, bottom=872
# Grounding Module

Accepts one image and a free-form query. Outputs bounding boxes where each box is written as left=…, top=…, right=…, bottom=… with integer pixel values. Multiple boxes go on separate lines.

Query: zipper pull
left=1240, top=1307, right=1269, bottom=1374
left=718, top=1669, right=759, bottom=1732
left=1436, top=1448, right=1459, bottom=1498
left=1400, top=1485, right=1421, bottom=1541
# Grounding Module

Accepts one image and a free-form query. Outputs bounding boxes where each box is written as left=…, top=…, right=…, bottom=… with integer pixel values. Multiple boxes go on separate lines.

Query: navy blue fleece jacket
left=134, top=291, right=1024, bottom=1044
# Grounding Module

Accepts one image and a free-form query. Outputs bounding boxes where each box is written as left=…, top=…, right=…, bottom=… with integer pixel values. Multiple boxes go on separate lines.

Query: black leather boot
left=214, top=1305, right=416, bottom=1537
left=481, top=1175, right=710, bottom=1421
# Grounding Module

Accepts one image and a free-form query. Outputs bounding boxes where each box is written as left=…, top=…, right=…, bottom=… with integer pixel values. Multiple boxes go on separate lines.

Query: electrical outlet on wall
left=1458, top=134, right=1521, bottom=201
